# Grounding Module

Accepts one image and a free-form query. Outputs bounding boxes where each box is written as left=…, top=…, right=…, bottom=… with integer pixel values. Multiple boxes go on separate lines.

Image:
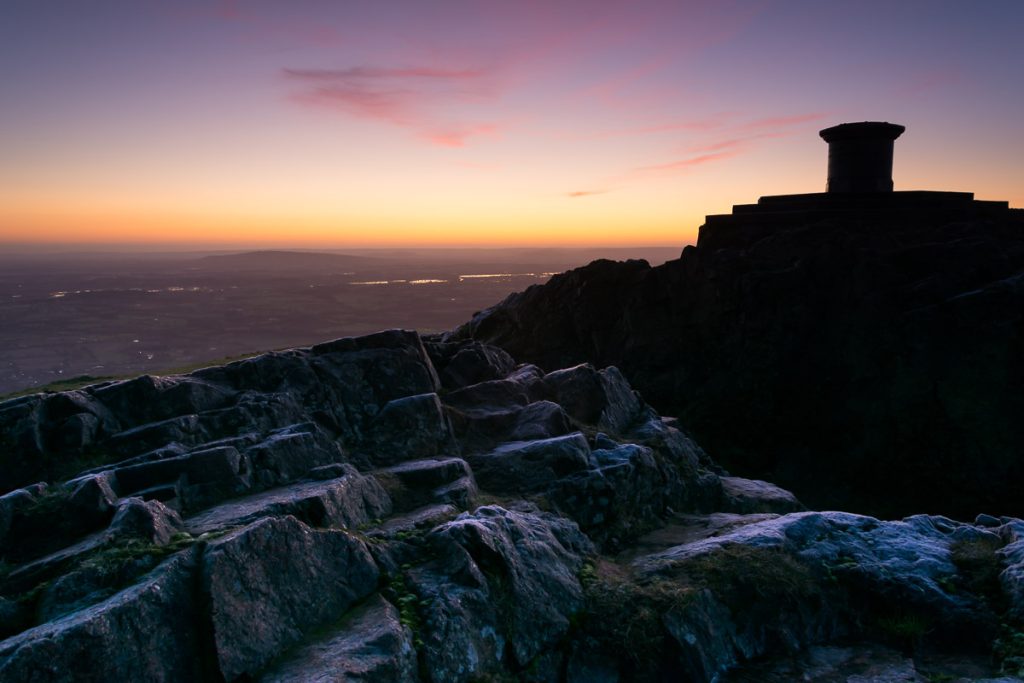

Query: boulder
left=0, top=551, right=202, bottom=682
left=103, top=414, right=209, bottom=458
left=197, top=391, right=307, bottom=440
left=443, top=378, right=530, bottom=412
left=380, top=457, right=472, bottom=490
left=998, top=520, right=1024, bottom=622
left=438, top=342, right=517, bottom=389
left=243, top=422, right=345, bottom=487
left=507, top=400, right=573, bottom=442
left=107, top=497, right=184, bottom=545
left=445, top=396, right=571, bottom=453
left=506, top=364, right=549, bottom=401
left=361, top=393, right=455, bottom=467
left=410, top=505, right=593, bottom=680
left=636, top=511, right=1001, bottom=647
left=544, top=364, right=645, bottom=435
left=113, top=445, right=250, bottom=511
left=376, top=458, right=476, bottom=513
left=550, top=443, right=669, bottom=549
left=467, top=433, right=592, bottom=493
left=310, top=330, right=441, bottom=434
left=720, top=477, right=805, bottom=514
left=0, top=487, right=41, bottom=547
left=91, top=374, right=234, bottom=427
left=201, top=515, right=380, bottom=680
left=370, top=503, right=459, bottom=539
left=66, top=472, right=120, bottom=526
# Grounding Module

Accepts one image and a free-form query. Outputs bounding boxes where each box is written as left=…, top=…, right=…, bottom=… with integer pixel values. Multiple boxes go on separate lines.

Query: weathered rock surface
left=450, top=200, right=1024, bottom=520
left=202, top=516, right=380, bottom=680
left=720, top=476, right=805, bottom=514
left=0, top=551, right=202, bottom=682
left=1, top=328, right=1023, bottom=681
left=409, top=505, right=593, bottom=681
left=261, top=594, right=419, bottom=682
left=186, top=466, right=390, bottom=534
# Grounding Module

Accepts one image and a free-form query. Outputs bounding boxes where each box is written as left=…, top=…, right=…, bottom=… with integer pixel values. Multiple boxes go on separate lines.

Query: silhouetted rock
left=451, top=192, right=1024, bottom=519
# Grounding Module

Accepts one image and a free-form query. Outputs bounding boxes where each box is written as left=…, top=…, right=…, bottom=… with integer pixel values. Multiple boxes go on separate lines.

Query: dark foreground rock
left=1, top=329, right=1023, bottom=681
left=449, top=196, right=1024, bottom=520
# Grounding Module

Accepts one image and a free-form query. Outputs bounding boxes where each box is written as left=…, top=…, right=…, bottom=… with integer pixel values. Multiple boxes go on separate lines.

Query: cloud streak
left=636, top=150, right=742, bottom=174
left=566, top=190, right=608, bottom=198
left=284, top=63, right=499, bottom=147
left=631, top=112, right=829, bottom=176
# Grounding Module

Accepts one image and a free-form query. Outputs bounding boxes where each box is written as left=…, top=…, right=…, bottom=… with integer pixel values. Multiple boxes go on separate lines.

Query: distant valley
left=0, top=247, right=680, bottom=396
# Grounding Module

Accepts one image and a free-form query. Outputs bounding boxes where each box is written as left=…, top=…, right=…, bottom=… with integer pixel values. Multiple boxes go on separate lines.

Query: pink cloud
left=566, top=190, right=608, bottom=198
left=636, top=149, right=742, bottom=174
left=895, top=67, right=964, bottom=97
left=423, top=124, right=499, bottom=148
left=285, top=67, right=489, bottom=81
left=736, top=112, right=829, bottom=132
left=629, top=111, right=830, bottom=176
left=284, top=64, right=500, bottom=147
left=562, top=114, right=732, bottom=142
left=685, top=137, right=748, bottom=154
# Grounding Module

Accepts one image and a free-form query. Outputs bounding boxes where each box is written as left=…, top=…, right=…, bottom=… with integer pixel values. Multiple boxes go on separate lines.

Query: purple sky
left=1, top=0, right=1022, bottom=247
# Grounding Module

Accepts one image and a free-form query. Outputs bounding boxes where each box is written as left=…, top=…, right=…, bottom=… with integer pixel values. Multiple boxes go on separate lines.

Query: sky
left=1, top=0, right=1022, bottom=249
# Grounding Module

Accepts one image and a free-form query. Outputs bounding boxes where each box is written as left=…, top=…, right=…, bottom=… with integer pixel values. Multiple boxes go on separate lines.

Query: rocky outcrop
left=449, top=198, right=1024, bottom=520
left=1, top=329, right=1023, bottom=681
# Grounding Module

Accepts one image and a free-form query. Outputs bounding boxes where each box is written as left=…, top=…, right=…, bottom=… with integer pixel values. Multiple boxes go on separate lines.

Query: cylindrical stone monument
left=819, top=121, right=905, bottom=193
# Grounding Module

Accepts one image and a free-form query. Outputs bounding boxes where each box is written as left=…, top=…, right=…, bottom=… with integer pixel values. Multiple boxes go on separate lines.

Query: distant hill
left=197, top=250, right=382, bottom=270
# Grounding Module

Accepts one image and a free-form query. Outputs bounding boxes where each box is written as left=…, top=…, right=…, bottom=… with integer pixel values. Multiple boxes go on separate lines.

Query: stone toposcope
left=819, top=121, right=905, bottom=193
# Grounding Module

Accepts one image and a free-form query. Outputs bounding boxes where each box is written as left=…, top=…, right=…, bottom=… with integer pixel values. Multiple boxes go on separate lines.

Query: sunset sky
left=2, top=0, right=1022, bottom=249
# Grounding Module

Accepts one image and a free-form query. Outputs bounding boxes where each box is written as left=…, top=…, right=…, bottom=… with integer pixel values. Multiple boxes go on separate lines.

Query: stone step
left=258, top=594, right=417, bottom=682
left=368, top=503, right=459, bottom=540
left=186, top=466, right=391, bottom=535
left=375, top=458, right=477, bottom=512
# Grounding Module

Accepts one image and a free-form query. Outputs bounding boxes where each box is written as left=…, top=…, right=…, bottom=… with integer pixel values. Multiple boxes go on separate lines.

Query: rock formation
left=2, top=330, right=1024, bottom=681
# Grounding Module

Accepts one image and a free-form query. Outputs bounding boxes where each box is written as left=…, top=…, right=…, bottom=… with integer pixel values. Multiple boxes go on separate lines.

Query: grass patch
left=79, top=533, right=195, bottom=574
left=994, top=625, right=1024, bottom=677
left=21, top=486, right=70, bottom=518
left=383, top=573, right=425, bottom=649
left=0, top=351, right=266, bottom=401
left=0, top=375, right=118, bottom=401
left=575, top=558, right=694, bottom=678
left=950, top=536, right=1005, bottom=608
left=923, top=673, right=958, bottom=683
left=573, top=546, right=823, bottom=679
left=673, top=544, right=822, bottom=610
left=876, top=611, right=932, bottom=642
